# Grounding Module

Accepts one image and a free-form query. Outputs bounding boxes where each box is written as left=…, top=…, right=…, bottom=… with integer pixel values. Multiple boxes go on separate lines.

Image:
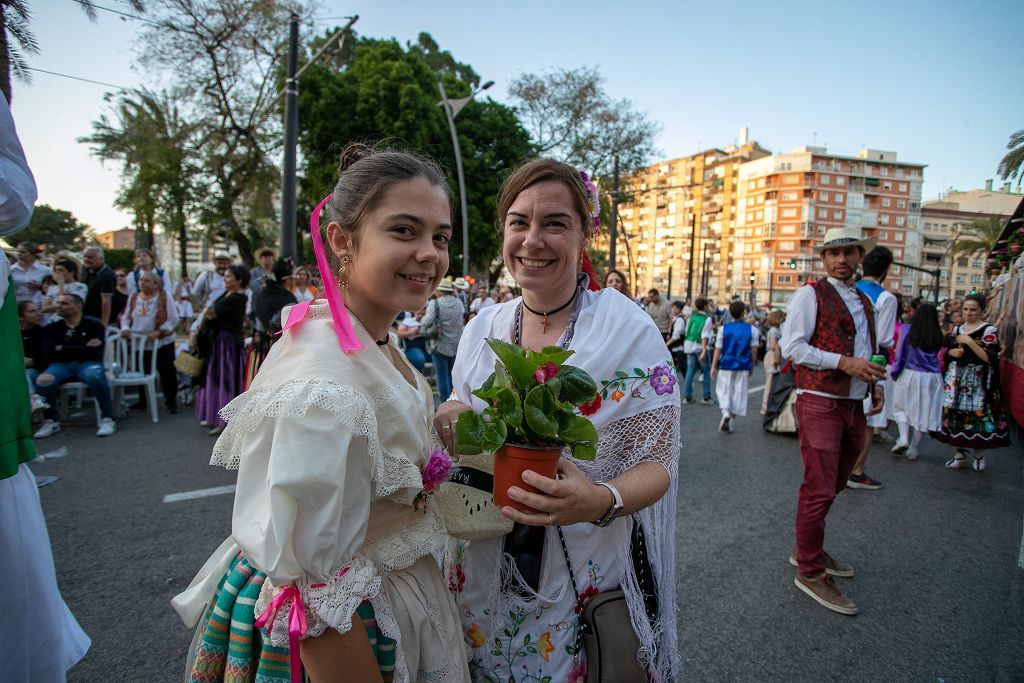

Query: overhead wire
left=25, top=66, right=136, bottom=92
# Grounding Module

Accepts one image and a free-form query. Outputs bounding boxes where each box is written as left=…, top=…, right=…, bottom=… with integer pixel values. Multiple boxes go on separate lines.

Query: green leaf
left=481, top=418, right=508, bottom=452
left=558, top=415, right=599, bottom=461
left=523, top=634, right=531, bottom=645
left=491, top=387, right=522, bottom=429
left=634, top=367, right=645, bottom=375
left=488, top=339, right=539, bottom=388
left=523, top=385, right=558, bottom=436
left=493, top=360, right=517, bottom=392
left=571, top=441, right=597, bottom=461
left=455, top=411, right=486, bottom=455
left=615, top=370, right=628, bottom=379
left=545, top=376, right=562, bottom=401
left=554, top=365, right=598, bottom=406
left=526, top=346, right=573, bottom=367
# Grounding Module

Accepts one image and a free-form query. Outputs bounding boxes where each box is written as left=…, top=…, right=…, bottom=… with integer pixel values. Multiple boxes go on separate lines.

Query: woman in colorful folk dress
left=173, top=144, right=470, bottom=683
left=434, top=159, right=681, bottom=683
left=937, top=294, right=1010, bottom=471
left=193, top=264, right=249, bottom=436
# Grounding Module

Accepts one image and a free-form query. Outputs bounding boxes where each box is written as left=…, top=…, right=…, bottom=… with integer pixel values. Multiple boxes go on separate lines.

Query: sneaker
left=199, top=419, right=211, bottom=427
left=793, top=572, right=858, bottom=615
left=789, top=549, right=855, bottom=578
left=972, top=455, right=986, bottom=472
left=890, top=440, right=909, bottom=456
left=33, top=420, right=60, bottom=439
left=873, top=430, right=895, bottom=445
left=30, top=394, right=49, bottom=413
left=682, top=398, right=694, bottom=405
left=96, top=418, right=116, bottom=437
left=728, top=418, right=735, bottom=433
left=906, top=446, right=919, bottom=461
left=701, top=398, right=715, bottom=405
left=945, top=450, right=968, bottom=469
left=207, top=425, right=224, bottom=436
left=846, top=472, right=882, bottom=490
left=719, top=415, right=730, bottom=432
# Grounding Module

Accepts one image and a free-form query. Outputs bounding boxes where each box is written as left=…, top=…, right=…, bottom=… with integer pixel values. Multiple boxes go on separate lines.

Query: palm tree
left=1, top=1, right=144, bottom=103
left=997, top=128, right=1024, bottom=189
left=948, top=215, right=1006, bottom=263
left=0, top=0, right=39, bottom=103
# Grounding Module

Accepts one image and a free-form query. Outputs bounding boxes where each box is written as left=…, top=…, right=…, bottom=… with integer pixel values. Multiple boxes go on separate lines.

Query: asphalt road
left=27, top=368, right=1024, bottom=682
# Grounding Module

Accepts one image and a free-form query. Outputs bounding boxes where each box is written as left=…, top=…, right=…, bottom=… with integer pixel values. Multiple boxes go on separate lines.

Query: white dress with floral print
left=448, top=288, right=682, bottom=683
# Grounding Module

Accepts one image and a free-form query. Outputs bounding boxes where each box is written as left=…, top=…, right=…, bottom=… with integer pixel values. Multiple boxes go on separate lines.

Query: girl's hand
left=501, top=459, right=610, bottom=527
left=948, top=347, right=964, bottom=358
left=433, top=400, right=471, bottom=454
left=955, top=334, right=973, bottom=345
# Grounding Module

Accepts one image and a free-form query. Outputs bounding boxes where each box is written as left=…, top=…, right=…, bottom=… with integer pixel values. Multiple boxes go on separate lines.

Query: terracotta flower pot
left=492, top=443, right=563, bottom=513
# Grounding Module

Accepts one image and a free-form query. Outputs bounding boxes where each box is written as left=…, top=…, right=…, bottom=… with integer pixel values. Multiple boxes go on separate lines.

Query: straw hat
left=453, top=276, right=471, bottom=291
left=817, top=227, right=875, bottom=255
left=434, top=453, right=514, bottom=541
left=436, top=276, right=456, bottom=293
left=255, top=246, right=277, bottom=258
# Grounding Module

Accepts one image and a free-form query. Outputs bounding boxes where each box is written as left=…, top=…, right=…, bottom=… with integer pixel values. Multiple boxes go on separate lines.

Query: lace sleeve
left=575, top=405, right=681, bottom=482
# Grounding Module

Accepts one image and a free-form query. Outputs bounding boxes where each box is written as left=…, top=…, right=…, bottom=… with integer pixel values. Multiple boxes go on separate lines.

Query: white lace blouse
left=174, top=301, right=469, bottom=683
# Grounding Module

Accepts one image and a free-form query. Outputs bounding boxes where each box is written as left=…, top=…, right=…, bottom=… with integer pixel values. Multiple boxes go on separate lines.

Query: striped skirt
left=187, top=553, right=396, bottom=682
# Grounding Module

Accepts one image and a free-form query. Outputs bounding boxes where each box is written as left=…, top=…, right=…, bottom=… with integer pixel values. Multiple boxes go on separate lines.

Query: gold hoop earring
left=577, top=248, right=584, bottom=271
left=338, top=255, right=350, bottom=288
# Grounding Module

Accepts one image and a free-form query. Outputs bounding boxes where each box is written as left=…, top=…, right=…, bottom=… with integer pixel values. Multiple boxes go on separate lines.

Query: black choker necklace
left=522, top=289, right=577, bottom=333
left=375, top=335, right=389, bottom=346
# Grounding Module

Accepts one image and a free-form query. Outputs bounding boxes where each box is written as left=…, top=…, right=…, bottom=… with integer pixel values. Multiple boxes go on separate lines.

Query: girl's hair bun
left=337, top=141, right=374, bottom=175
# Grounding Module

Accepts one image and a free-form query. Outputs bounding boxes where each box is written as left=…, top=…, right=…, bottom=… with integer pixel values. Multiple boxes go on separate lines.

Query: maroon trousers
left=794, top=393, right=866, bottom=577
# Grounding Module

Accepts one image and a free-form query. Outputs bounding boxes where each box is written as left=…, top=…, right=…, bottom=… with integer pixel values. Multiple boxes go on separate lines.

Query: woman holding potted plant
left=434, top=159, right=681, bottom=682
left=173, top=144, right=470, bottom=683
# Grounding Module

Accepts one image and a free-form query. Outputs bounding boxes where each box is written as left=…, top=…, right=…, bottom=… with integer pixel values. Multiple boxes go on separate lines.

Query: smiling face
left=328, top=176, right=452, bottom=319
left=819, top=245, right=863, bottom=282
left=502, top=180, right=590, bottom=304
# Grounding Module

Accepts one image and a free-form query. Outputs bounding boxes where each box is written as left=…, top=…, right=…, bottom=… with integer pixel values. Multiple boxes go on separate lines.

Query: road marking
left=163, top=485, right=236, bottom=504
left=748, top=384, right=765, bottom=394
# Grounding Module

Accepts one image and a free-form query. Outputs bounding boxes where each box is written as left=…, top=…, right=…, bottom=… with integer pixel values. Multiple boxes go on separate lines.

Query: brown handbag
left=557, top=525, right=651, bottom=683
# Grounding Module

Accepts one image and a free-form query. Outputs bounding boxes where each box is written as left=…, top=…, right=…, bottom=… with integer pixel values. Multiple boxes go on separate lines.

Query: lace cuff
left=256, top=555, right=382, bottom=646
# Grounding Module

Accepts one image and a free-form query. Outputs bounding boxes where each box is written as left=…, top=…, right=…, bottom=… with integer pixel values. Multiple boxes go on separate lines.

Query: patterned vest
left=795, top=279, right=877, bottom=397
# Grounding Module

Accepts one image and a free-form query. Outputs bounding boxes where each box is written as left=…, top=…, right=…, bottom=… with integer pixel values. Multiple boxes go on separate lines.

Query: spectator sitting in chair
left=33, top=293, right=116, bottom=438
left=120, top=270, right=180, bottom=414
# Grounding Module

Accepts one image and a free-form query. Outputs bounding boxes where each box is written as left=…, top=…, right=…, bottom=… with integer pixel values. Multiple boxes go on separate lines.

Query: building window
left=835, top=176, right=845, bottom=186
left=781, top=207, right=797, bottom=218
left=895, top=232, right=903, bottom=241
left=882, top=198, right=891, bottom=208
left=748, top=180, right=756, bottom=190
left=880, top=215, right=890, bottom=225
left=883, top=181, right=892, bottom=190
left=833, top=210, right=842, bottom=219
left=971, top=274, right=982, bottom=284
left=819, top=191, right=830, bottom=201
left=781, top=191, right=798, bottom=201
left=783, top=174, right=799, bottom=184
left=955, top=289, right=965, bottom=297
left=757, top=178, right=766, bottom=188
left=971, top=259, right=983, bottom=268
left=818, top=226, right=826, bottom=235
left=880, top=166, right=889, bottom=176
left=897, top=200, right=906, bottom=208
left=880, top=231, right=889, bottom=240
left=956, top=273, right=966, bottom=284
left=896, top=216, right=904, bottom=227
left=893, top=247, right=902, bottom=257
left=819, top=208, right=828, bottom=218
left=777, top=274, right=793, bottom=284
left=820, top=175, right=830, bottom=184
left=898, top=183, right=908, bottom=192
left=834, top=192, right=844, bottom=202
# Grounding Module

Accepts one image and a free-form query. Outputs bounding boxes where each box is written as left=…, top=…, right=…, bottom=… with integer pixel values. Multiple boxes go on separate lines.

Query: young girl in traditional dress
left=173, top=144, right=470, bottom=683
left=937, top=294, right=1010, bottom=471
left=890, top=302, right=943, bottom=460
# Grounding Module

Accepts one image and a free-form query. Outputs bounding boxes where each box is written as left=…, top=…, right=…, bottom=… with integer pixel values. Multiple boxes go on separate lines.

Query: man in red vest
left=781, top=227, right=886, bottom=615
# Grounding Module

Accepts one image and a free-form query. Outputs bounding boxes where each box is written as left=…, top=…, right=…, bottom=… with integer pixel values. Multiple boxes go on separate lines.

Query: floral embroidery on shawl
left=597, top=361, right=677, bottom=406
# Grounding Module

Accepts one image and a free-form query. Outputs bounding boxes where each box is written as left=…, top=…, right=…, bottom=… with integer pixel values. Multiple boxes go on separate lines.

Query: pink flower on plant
left=533, top=361, right=558, bottom=385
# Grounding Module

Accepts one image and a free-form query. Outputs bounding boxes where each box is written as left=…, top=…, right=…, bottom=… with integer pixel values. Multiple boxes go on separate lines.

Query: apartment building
left=612, top=131, right=771, bottom=301
left=734, top=147, right=925, bottom=306
left=94, top=228, right=137, bottom=250
left=919, top=183, right=1022, bottom=299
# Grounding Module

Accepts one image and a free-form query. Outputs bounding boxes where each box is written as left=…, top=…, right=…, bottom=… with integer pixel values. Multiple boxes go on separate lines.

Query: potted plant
left=455, top=339, right=600, bottom=513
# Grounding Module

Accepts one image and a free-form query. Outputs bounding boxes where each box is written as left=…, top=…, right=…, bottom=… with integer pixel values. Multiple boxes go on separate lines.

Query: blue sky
left=12, top=0, right=1024, bottom=231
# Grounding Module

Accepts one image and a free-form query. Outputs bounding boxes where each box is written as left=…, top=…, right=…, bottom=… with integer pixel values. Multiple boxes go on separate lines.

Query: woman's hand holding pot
left=502, top=459, right=610, bottom=528
left=434, top=400, right=471, bottom=454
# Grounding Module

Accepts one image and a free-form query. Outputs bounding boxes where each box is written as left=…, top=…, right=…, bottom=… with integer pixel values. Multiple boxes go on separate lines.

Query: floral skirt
left=936, top=362, right=1010, bottom=449
left=187, top=553, right=396, bottom=683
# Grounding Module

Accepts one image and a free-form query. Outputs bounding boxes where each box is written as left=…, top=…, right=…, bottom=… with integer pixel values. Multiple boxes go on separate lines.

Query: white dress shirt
left=781, top=277, right=872, bottom=400
left=872, top=287, right=897, bottom=350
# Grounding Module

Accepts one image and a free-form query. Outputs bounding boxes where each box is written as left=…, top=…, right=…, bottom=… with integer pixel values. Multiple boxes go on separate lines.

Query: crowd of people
left=4, top=114, right=1017, bottom=680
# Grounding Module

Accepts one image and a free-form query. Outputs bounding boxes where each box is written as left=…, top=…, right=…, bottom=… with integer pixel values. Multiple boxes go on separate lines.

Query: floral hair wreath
left=579, top=171, right=600, bottom=233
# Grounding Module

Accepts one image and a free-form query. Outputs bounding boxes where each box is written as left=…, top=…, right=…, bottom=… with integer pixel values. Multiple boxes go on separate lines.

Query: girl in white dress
left=174, top=144, right=470, bottom=683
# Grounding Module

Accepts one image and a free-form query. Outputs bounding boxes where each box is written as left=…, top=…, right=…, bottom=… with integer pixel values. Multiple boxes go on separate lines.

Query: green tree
left=949, top=215, right=1006, bottom=262
left=18, top=205, right=90, bottom=251
left=508, top=66, right=659, bottom=179
left=296, top=33, right=534, bottom=273
left=81, top=89, right=199, bottom=274
left=997, top=128, right=1024, bottom=189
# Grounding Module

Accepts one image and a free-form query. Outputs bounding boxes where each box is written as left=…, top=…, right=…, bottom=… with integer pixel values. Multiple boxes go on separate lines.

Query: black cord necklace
left=375, top=335, right=389, bottom=346
left=521, top=289, right=578, bottom=333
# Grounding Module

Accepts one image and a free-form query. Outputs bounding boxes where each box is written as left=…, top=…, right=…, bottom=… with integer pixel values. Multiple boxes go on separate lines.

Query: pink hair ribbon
left=282, top=193, right=363, bottom=352
left=254, top=585, right=307, bottom=683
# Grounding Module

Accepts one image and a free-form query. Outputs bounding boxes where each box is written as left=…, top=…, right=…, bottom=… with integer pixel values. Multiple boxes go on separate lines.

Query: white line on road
left=163, top=485, right=236, bottom=504
left=748, top=384, right=765, bottom=394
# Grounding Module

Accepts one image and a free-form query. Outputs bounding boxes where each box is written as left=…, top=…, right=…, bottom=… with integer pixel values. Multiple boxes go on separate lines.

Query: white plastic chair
left=109, top=333, right=161, bottom=423
left=56, top=328, right=121, bottom=425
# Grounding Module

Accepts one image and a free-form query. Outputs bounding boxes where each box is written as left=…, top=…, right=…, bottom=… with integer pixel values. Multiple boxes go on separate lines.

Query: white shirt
left=715, top=323, right=762, bottom=349
left=10, top=261, right=51, bottom=305
left=871, top=285, right=897, bottom=350
left=668, top=315, right=686, bottom=347
left=469, top=296, right=494, bottom=313
left=192, top=269, right=226, bottom=309
left=781, top=277, right=872, bottom=400
left=682, top=313, right=713, bottom=354
left=0, top=95, right=36, bottom=237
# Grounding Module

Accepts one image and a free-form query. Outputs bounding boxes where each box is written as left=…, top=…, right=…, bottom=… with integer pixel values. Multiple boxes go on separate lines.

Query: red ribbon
left=254, top=585, right=308, bottom=683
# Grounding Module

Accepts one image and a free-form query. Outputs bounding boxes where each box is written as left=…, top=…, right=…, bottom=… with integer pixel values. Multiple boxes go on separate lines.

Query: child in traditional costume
left=173, top=145, right=470, bottom=683
left=712, top=299, right=760, bottom=433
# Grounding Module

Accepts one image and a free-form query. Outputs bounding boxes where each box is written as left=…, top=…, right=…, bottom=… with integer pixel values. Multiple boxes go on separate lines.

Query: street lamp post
left=438, top=80, right=494, bottom=275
